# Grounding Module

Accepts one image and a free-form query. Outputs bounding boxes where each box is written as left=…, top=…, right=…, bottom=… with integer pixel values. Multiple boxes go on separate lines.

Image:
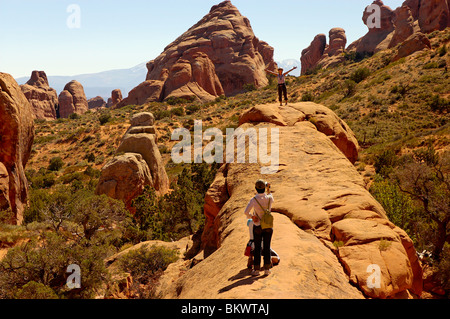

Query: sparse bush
left=428, top=94, right=450, bottom=113
left=374, top=149, right=398, bottom=177
left=350, top=67, right=371, bottom=83
left=343, top=79, right=357, bottom=98
left=68, top=113, right=80, bottom=120
left=98, top=111, right=112, bottom=125
left=15, top=281, right=59, bottom=299
left=170, top=106, right=185, bottom=117
left=48, top=156, right=64, bottom=171
left=118, top=244, right=178, bottom=298
left=301, top=91, right=314, bottom=101
left=119, top=244, right=178, bottom=282
left=243, top=83, right=256, bottom=92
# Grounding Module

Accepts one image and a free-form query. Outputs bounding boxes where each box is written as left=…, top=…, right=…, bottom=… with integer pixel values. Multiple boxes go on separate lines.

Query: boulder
left=417, top=0, right=450, bottom=33
left=118, top=0, right=276, bottom=107
left=389, top=4, right=416, bottom=48
left=88, top=96, right=106, bottom=109
left=58, top=80, right=88, bottom=118
left=97, top=112, right=169, bottom=211
left=96, top=153, right=152, bottom=211
left=0, top=72, right=35, bottom=224
left=300, top=34, right=327, bottom=75
left=156, top=102, right=422, bottom=299
left=20, top=71, right=58, bottom=120
left=392, top=32, right=431, bottom=61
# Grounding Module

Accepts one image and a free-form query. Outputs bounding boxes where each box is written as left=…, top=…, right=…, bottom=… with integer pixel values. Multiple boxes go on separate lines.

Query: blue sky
left=0, top=0, right=404, bottom=78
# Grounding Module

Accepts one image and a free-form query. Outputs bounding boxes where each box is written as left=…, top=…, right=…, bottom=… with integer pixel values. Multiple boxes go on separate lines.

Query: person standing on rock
left=265, top=67, right=297, bottom=106
left=244, top=179, right=274, bottom=276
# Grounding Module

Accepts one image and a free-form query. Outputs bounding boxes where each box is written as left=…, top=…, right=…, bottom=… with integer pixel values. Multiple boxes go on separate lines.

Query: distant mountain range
left=276, top=59, right=301, bottom=77
left=16, top=63, right=148, bottom=100
left=16, top=59, right=301, bottom=100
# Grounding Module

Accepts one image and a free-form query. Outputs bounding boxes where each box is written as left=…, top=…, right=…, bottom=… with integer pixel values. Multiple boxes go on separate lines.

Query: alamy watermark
left=366, top=264, right=381, bottom=289
left=66, top=4, right=81, bottom=29
left=366, top=3, right=382, bottom=29
left=66, top=264, right=81, bottom=289
left=171, top=120, right=279, bottom=175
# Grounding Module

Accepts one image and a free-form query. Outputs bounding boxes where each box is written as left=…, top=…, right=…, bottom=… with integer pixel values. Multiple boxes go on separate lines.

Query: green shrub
left=15, top=281, right=59, bottom=299
left=243, top=83, right=256, bottom=92
left=343, top=79, right=357, bottom=98
left=27, top=168, right=56, bottom=189
left=374, top=149, right=398, bottom=177
left=370, top=175, right=415, bottom=237
left=119, top=245, right=178, bottom=283
left=154, top=109, right=171, bottom=120
left=170, top=106, right=185, bottom=117
left=428, top=94, right=450, bottom=113
left=0, top=232, right=109, bottom=299
left=186, top=104, right=201, bottom=115
left=68, top=113, right=80, bottom=120
left=438, top=44, right=447, bottom=57
left=301, top=91, right=314, bottom=101
left=350, top=67, right=371, bottom=83
left=98, top=111, right=112, bottom=125
left=48, top=157, right=64, bottom=171
left=128, top=163, right=217, bottom=243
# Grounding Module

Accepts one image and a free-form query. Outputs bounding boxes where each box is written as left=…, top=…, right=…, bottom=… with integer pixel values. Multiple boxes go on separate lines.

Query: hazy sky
left=0, top=0, right=404, bottom=78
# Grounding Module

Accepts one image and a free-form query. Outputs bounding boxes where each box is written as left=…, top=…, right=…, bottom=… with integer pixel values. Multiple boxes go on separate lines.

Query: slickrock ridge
left=151, top=102, right=422, bottom=299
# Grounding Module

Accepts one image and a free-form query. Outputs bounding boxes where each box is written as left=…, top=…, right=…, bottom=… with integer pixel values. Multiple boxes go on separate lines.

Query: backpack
left=254, top=196, right=273, bottom=230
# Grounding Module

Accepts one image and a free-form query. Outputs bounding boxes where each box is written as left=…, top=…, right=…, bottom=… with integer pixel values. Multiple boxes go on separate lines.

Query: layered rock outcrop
left=154, top=102, right=422, bottom=299
left=58, top=80, right=88, bottom=118
left=118, top=0, right=276, bottom=107
left=0, top=72, right=35, bottom=224
left=300, top=34, right=327, bottom=75
left=301, top=28, right=347, bottom=74
left=301, top=0, right=446, bottom=73
left=20, top=71, right=58, bottom=120
left=107, top=89, right=123, bottom=108
left=96, top=112, right=169, bottom=211
left=88, top=96, right=106, bottom=109
left=348, top=0, right=448, bottom=54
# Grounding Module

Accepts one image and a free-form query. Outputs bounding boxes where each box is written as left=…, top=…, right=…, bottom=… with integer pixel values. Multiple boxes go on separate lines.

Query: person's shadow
left=218, top=268, right=265, bottom=294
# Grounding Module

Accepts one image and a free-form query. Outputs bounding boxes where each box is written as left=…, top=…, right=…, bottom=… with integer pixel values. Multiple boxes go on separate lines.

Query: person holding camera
left=244, top=179, right=274, bottom=276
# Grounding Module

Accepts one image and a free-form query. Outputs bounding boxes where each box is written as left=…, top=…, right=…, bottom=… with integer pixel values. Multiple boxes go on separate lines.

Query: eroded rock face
left=58, top=80, right=88, bottom=118
left=96, top=112, right=169, bottom=211
left=389, top=4, right=416, bottom=48
left=156, top=102, right=422, bottom=299
left=20, top=71, right=58, bottom=120
left=392, top=32, right=431, bottom=61
left=96, top=153, right=152, bottom=211
left=0, top=72, right=35, bottom=224
left=107, top=89, right=123, bottom=108
left=88, top=96, right=107, bottom=109
left=347, top=0, right=396, bottom=54
left=118, top=0, right=276, bottom=107
left=347, top=0, right=449, bottom=54
left=416, top=0, right=450, bottom=33
left=300, top=34, right=327, bottom=75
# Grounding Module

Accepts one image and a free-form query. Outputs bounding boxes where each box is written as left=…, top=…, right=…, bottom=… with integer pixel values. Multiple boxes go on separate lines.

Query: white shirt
left=277, top=74, right=286, bottom=84
left=244, top=193, right=274, bottom=226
